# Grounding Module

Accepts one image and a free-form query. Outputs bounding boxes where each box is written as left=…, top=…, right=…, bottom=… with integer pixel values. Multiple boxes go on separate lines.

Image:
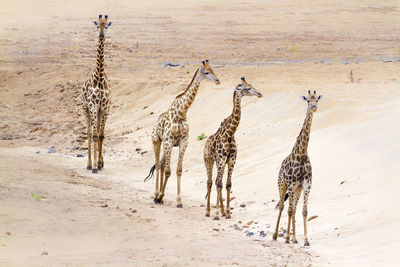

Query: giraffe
left=144, top=60, right=220, bottom=208
left=204, top=77, right=262, bottom=220
left=81, top=14, right=112, bottom=173
left=272, top=90, right=322, bottom=246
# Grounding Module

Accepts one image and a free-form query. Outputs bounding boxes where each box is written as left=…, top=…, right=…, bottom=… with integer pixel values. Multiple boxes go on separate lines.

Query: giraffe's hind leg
left=155, top=142, right=172, bottom=203
left=98, top=104, right=110, bottom=170
left=152, top=137, right=162, bottom=199
left=285, top=185, right=296, bottom=244
left=273, top=175, right=287, bottom=240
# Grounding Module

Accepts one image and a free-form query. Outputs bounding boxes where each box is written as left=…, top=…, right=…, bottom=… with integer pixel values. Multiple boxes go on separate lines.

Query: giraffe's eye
left=205, top=72, right=209, bottom=75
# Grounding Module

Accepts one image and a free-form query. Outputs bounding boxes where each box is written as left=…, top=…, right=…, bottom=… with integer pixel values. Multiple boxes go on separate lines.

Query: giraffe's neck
left=227, top=90, right=242, bottom=134
left=94, top=37, right=106, bottom=82
left=176, top=69, right=203, bottom=116
left=292, top=108, right=313, bottom=155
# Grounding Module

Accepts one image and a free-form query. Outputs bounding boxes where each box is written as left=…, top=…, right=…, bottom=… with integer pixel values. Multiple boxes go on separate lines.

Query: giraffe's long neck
left=228, top=90, right=242, bottom=134
left=177, top=69, right=202, bottom=115
left=292, top=108, right=313, bottom=155
left=94, top=37, right=106, bottom=82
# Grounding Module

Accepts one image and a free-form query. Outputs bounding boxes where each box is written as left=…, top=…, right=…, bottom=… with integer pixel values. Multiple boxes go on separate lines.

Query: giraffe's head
left=93, top=14, right=112, bottom=38
left=302, top=90, right=322, bottom=112
left=235, top=77, right=263, bottom=98
left=199, top=60, right=220, bottom=85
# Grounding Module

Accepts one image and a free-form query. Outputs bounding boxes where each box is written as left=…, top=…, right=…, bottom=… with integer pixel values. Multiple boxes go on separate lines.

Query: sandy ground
left=1, top=0, right=400, bottom=266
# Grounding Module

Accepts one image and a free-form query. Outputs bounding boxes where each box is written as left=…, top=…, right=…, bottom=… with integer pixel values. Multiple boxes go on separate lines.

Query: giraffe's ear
left=317, top=95, right=323, bottom=101
left=107, top=22, right=112, bottom=27
left=201, top=60, right=205, bottom=66
left=93, top=21, right=99, bottom=28
left=302, top=96, right=308, bottom=101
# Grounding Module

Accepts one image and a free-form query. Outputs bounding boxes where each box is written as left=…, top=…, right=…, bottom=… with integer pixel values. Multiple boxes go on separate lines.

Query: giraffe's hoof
left=87, top=166, right=92, bottom=170
left=225, top=214, right=231, bottom=219
left=285, top=238, right=290, bottom=244
left=213, top=216, right=220, bottom=220
left=304, top=241, right=310, bottom=246
left=176, top=204, right=183, bottom=208
left=98, top=166, right=102, bottom=171
left=205, top=212, right=210, bottom=217
left=153, top=198, right=164, bottom=204
left=221, top=213, right=226, bottom=217
left=292, top=239, right=298, bottom=244
left=272, top=235, right=278, bottom=241
left=92, top=169, right=98, bottom=174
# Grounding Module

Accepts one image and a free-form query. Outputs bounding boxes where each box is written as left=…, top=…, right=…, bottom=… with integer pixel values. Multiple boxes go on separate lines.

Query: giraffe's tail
left=275, top=193, right=289, bottom=209
left=144, top=165, right=156, bottom=182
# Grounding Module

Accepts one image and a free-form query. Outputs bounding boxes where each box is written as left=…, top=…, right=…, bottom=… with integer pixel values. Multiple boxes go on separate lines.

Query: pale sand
left=0, top=0, right=399, bottom=266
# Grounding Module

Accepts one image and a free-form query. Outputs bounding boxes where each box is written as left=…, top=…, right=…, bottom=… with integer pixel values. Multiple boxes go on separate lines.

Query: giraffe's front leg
left=204, top=157, right=214, bottom=217
left=152, top=138, right=161, bottom=199
left=303, top=178, right=312, bottom=246
left=214, top=159, right=226, bottom=220
left=176, top=137, right=188, bottom=208
left=291, top=187, right=302, bottom=244
left=84, top=107, right=92, bottom=170
left=91, top=109, right=100, bottom=173
left=225, top=154, right=236, bottom=219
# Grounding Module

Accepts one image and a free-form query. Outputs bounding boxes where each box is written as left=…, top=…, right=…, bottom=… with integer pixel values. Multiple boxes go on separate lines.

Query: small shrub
left=32, top=193, right=41, bottom=201
left=197, top=133, right=207, bottom=141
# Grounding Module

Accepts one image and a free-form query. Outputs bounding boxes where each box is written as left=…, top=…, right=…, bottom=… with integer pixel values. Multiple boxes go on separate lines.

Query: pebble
left=278, top=233, right=284, bottom=237
left=76, top=154, right=84, bottom=158
left=240, top=204, right=246, bottom=208
left=259, top=231, right=266, bottom=237
left=41, top=251, right=48, bottom=256
left=132, top=209, right=137, bottom=213
left=247, top=221, right=254, bottom=225
left=100, top=204, right=108, bottom=208
left=36, top=150, right=40, bottom=154
left=246, top=231, right=254, bottom=237
left=47, top=146, right=56, bottom=153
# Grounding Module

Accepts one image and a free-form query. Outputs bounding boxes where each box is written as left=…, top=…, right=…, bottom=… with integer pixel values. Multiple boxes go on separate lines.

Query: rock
left=234, top=224, right=242, bottom=231
left=41, top=251, right=48, bottom=256
left=240, top=204, right=246, bottom=208
left=230, top=196, right=236, bottom=201
left=232, top=262, right=239, bottom=266
left=242, top=225, right=249, bottom=229
left=164, top=62, right=180, bottom=67
left=47, top=146, right=56, bottom=153
left=212, top=228, right=220, bottom=232
left=340, top=180, right=345, bottom=185
left=308, top=215, right=318, bottom=221
left=36, top=150, right=40, bottom=154
left=100, top=204, right=108, bottom=208
left=259, top=231, right=266, bottom=237
left=132, top=209, right=137, bottom=213
left=200, top=204, right=205, bottom=207
left=5, top=232, right=11, bottom=236
left=246, top=221, right=254, bottom=225
left=76, top=154, right=84, bottom=158
left=246, top=231, right=254, bottom=237
left=278, top=233, right=284, bottom=237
